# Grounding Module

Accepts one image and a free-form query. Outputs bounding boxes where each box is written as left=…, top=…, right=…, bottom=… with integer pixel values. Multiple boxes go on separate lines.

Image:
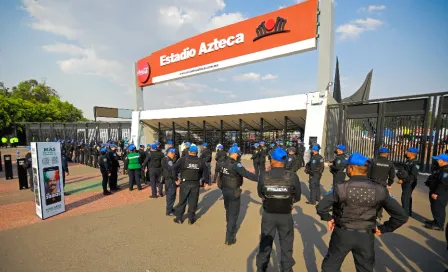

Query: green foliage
left=0, top=80, right=87, bottom=132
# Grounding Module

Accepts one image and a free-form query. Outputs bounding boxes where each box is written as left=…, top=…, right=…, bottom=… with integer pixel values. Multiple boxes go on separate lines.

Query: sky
left=0, top=0, right=447, bottom=119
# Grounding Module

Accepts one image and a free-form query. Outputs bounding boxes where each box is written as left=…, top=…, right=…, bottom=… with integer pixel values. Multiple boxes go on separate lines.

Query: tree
left=0, top=80, right=87, bottom=133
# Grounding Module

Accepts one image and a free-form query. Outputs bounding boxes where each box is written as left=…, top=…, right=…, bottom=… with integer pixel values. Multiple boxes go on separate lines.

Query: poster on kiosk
left=31, top=142, right=65, bottom=219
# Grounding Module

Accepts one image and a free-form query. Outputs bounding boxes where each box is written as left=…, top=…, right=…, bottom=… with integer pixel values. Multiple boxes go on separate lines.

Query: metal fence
left=24, top=122, right=132, bottom=144
left=325, top=92, right=448, bottom=172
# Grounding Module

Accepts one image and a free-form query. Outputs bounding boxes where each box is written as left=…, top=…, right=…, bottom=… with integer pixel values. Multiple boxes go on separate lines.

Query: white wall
left=303, top=91, right=328, bottom=163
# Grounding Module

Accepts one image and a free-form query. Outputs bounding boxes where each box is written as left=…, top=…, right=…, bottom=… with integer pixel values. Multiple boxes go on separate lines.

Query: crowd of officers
left=24, top=137, right=448, bottom=271
left=0, top=136, right=19, bottom=148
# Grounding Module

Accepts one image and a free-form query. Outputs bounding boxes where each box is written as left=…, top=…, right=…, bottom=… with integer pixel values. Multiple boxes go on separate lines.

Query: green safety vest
left=14, top=138, right=18, bottom=143
left=9, top=138, right=13, bottom=143
left=127, top=152, right=141, bottom=170
left=1, top=138, right=6, bottom=143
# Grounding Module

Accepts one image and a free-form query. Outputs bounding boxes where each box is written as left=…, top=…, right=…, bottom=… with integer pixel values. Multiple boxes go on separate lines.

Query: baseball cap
left=101, top=147, right=108, bottom=153
left=151, top=143, right=158, bottom=149
left=202, top=142, right=208, bottom=147
left=147, top=144, right=151, bottom=147
left=168, top=148, right=176, bottom=153
left=26, top=146, right=31, bottom=151
left=189, top=145, right=198, bottom=152
left=433, top=154, right=448, bottom=162
left=232, top=143, right=238, bottom=147
left=229, top=146, right=241, bottom=154
left=271, top=148, right=288, bottom=162
left=343, top=152, right=369, bottom=166
left=217, top=144, right=223, bottom=149
left=311, top=145, right=320, bottom=151
left=260, top=141, right=265, bottom=145
left=185, top=142, right=191, bottom=147
left=336, top=144, right=346, bottom=151
left=407, top=147, right=419, bottom=153
left=254, top=143, right=259, bottom=147
left=167, top=140, right=173, bottom=145
left=379, top=147, right=389, bottom=153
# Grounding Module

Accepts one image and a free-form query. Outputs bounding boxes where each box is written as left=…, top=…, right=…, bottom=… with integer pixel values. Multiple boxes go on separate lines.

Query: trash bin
left=4, top=154, right=13, bottom=179
left=17, top=158, right=28, bottom=190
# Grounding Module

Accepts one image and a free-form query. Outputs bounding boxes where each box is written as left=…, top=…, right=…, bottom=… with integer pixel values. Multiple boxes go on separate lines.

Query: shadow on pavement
left=246, top=234, right=281, bottom=272
left=66, top=175, right=101, bottom=185
left=66, top=182, right=102, bottom=194
left=236, top=190, right=262, bottom=234
left=293, top=206, right=328, bottom=272
left=409, top=211, right=430, bottom=225
left=375, top=227, right=448, bottom=271
left=196, top=188, right=222, bottom=219
left=66, top=192, right=105, bottom=210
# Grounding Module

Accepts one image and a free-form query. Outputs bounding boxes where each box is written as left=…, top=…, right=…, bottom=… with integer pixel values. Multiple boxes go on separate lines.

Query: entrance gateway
left=131, top=0, right=335, bottom=159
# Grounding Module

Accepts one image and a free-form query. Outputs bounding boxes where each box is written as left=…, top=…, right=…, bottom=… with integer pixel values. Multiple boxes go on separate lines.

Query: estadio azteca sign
left=136, top=0, right=318, bottom=86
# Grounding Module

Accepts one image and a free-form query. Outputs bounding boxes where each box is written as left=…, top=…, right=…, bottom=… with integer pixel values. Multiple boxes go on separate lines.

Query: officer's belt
left=336, top=225, right=374, bottom=233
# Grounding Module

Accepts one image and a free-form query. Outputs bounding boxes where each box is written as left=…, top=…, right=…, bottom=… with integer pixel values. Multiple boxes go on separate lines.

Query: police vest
left=149, top=151, right=164, bottom=168
left=127, top=152, right=141, bottom=170
left=220, top=159, right=242, bottom=189
left=181, top=156, right=201, bottom=181
left=369, top=157, right=392, bottom=185
left=261, top=170, right=295, bottom=214
left=162, top=157, right=175, bottom=180
left=334, top=178, right=387, bottom=230
left=216, top=150, right=227, bottom=162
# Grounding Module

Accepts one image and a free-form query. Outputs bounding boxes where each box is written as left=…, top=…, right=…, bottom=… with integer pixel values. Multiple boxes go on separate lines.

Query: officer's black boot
left=173, top=217, right=183, bottom=224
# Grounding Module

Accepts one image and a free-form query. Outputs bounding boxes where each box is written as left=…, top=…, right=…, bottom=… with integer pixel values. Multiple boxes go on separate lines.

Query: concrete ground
left=0, top=147, right=447, bottom=272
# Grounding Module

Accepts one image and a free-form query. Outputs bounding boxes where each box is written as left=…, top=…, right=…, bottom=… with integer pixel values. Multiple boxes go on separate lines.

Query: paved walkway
left=0, top=151, right=447, bottom=271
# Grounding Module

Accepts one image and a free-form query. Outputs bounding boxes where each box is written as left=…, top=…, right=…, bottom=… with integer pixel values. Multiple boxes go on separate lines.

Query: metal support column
left=433, top=96, right=444, bottom=156
left=62, top=124, right=66, bottom=141
left=421, top=98, right=431, bottom=171
left=260, top=118, right=264, bottom=141
left=187, top=121, right=191, bottom=142
left=50, top=124, right=54, bottom=141
left=158, top=122, right=162, bottom=142
left=85, top=124, right=88, bottom=143
left=203, top=120, right=207, bottom=143
left=220, top=120, right=224, bottom=145
left=172, top=122, right=176, bottom=149
left=239, top=119, right=243, bottom=148
left=39, top=123, right=42, bottom=141
left=118, top=123, right=122, bottom=140
left=107, top=123, right=111, bottom=141
left=283, top=116, right=288, bottom=143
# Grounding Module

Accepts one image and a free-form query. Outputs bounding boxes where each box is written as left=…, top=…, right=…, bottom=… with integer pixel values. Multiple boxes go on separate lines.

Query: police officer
left=88, top=142, right=95, bottom=167
left=251, top=143, right=261, bottom=176
left=98, top=147, right=112, bottom=196
left=329, top=144, right=348, bottom=187
left=24, top=146, right=33, bottom=191
left=424, top=153, right=448, bottom=231
left=305, top=145, right=324, bottom=205
left=259, top=141, right=267, bottom=174
left=125, top=144, right=142, bottom=191
left=144, top=143, right=165, bottom=198
left=213, top=144, right=227, bottom=184
left=285, top=147, right=300, bottom=172
left=93, top=144, right=100, bottom=168
left=163, top=148, right=178, bottom=216
left=396, top=147, right=420, bottom=216
left=165, top=140, right=173, bottom=155
left=316, top=152, right=408, bottom=272
left=200, top=142, right=212, bottom=187
left=61, top=149, right=71, bottom=196
left=181, top=142, right=191, bottom=157
left=84, top=143, right=90, bottom=165
left=217, top=146, right=258, bottom=245
left=256, top=148, right=301, bottom=272
left=296, top=140, right=305, bottom=168
left=141, top=144, right=149, bottom=184
left=108, top=145, right=120, bottom=191
left=172, top=144, right=205, bottom=224
left=268, top=143, right=275, bottom=163
left=74, top=142, right=80, bottom=163
left=369, top=147, right=395, bottom=189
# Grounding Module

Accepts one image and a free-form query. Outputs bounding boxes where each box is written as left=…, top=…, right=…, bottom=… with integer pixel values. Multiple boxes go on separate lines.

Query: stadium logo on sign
left=137, top=61, right=151, bottom=83
left=253, top=17, right=290, bottom=42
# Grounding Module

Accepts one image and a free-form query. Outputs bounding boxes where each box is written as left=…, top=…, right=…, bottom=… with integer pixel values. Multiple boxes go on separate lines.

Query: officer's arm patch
left=443, top=173, right=448, bottom=178
left=237, top=163, right=243, bottom=168
left=168, top=161, right=173, bottom=166
left=312, top=160, right=316, bottom=164
left=288, top=158, right=292, bottom=161
left=415, top=165, right=420, bottom=170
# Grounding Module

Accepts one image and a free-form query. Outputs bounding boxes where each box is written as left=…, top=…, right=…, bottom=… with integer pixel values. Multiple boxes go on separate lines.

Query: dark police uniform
left=217, top=158, right=258, bottom=244
left=296, top=143, right=305, bottom=167
left=25, top=152, right=33, bottom=191
left=425, top=164, right=448, bottom=231
left=396, top=158, right=419, bottom=216
left=213, top=149, right=227, bottom=183
left=317, top=176, right=408, bottom=271
left=98, top=152, right=111, bottom=194
left=107, top=150, right=120, bottom=191
left=144, top=149, right=165, bottom=198
left=285, top=154, right=300, bottom=172
left=80, top=144, right=85, bottom=164
left=74, top=143, right=80, bottom=163
left=140, top=147, right=148, bottom=184
left=369, top=156, right=395, bottom=187
left=181, top=147, right=189, bottom=158
left=259, top=146, right=267, bottom=174
left=172, top=155, right=205, bottom=224
left=251, top=147, right=261, bottom=176
left=84, top=144, right=90, bottom=165
left=162, top=155, right=177, bottom=215
left=305, top=153, right=325, bottom=204
left=200, top=147, right=212, bottom=186
left=256, top=167, right=301, bottom=272
left=329, top=153, right=347, bottom=187
left=93, top=146, right=100, bottom=168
